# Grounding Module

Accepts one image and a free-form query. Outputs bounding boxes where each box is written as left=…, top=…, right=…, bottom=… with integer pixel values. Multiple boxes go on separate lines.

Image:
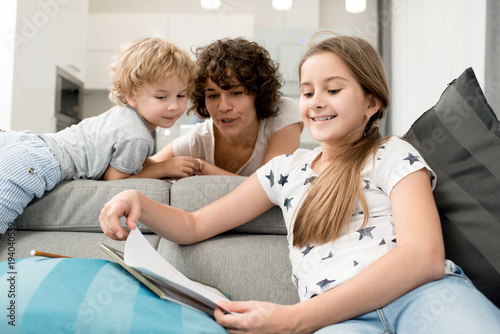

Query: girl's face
left=204, top=78, right=259, bottom=139
left=299, top=52, right=379, bottom=150
left=127, top=75, right=188, bottom=132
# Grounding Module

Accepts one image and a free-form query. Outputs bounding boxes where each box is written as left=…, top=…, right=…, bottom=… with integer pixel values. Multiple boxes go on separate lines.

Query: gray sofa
left=0, top=176, right=300, bottom=306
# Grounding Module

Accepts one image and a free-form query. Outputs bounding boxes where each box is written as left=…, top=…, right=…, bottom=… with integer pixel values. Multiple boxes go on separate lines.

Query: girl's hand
left=214, top=300, right=296, bottom=334
left=99, top=189, right=142, bottom=240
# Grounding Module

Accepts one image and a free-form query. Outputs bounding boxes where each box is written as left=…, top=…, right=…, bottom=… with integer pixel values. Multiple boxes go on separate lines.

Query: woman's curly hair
left=191, top=37, right=283, bottom=120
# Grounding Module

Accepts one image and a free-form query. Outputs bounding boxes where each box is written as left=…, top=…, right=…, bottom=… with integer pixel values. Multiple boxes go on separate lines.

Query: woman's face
left=204, top=78, right=259, bottom=139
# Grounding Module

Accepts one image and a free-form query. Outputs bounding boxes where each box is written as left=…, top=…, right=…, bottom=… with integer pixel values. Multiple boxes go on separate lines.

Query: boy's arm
left=102, top=157, right=203, bottom=181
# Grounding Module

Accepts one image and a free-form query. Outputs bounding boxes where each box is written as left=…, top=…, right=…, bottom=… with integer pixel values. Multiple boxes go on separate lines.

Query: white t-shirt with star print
left=256, top=136, right=436, bottom=301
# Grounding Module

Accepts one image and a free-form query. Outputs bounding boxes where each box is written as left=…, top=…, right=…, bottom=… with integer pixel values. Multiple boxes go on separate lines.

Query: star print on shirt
left=352, top=210, right=364, bottom=217
left=357, top=226, right=376, bottom=240
left=293, top=274, right=299, bottom=289
left=317, top=278, right=336, bottom=288
left=284, top=197, right=294, bottom=211
left=379, top=239, right=386, bottom=246
left=301, top=163, right=308, bottom=171
left=321, top=251, right=333, bottom=261
left=403, top=152, right=420, bottom=165
left=353, top=260, right=359, bottom=266
left=278, top=174, right=289, bottom=186
left=265, top=170, right=274, bottom=187
left=304, top=176, right=317, bottom=185
left=363, top=179, right=370, bottom=189
left=302, top=245, right=315, bottom=256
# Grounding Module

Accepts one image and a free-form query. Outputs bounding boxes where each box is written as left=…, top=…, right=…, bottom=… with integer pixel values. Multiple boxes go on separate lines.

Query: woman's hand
left=214, top=300, right=297, bottom=334
left=99, top=189, right=142, bottom=240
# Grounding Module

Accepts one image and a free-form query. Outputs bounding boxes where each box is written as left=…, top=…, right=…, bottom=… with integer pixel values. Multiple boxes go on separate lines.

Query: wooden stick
left=30, top=250, right=71, bottom=258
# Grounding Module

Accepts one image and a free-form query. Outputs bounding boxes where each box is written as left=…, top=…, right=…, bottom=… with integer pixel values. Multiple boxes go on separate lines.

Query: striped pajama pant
left=0, top=130, right=62, bottom=233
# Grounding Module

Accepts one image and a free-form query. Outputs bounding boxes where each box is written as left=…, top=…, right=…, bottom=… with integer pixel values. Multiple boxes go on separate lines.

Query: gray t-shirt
left=172, top=97, right=301, bottom=176
left=40, top=105, right=154, bottom=180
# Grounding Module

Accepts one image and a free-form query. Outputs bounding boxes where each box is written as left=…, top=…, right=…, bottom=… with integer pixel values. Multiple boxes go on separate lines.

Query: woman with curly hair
left=151, top=37, right=303, bottom=176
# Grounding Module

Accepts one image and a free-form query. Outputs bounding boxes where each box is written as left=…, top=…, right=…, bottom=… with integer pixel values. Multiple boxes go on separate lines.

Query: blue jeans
left=315, top=262, right=500, bottom=333
left=0, top=131, right=62, bottom=233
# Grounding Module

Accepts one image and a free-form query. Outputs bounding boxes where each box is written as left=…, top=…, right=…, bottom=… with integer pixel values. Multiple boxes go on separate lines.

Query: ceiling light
left=272, top=0, right=293, bottom=11
left=201, top=0, right=221, bottom=10
left=345, top=0, right=366, bottom=14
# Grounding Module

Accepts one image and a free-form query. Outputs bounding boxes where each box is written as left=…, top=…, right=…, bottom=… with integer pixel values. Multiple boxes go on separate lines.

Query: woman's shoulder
left=276, top=97, right=299, bottom=117
left=264, top=96, right=301, bottom=132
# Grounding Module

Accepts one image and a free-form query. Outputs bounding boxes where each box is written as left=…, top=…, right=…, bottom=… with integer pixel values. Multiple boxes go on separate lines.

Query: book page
left=124, top=229, right=230, bottom=308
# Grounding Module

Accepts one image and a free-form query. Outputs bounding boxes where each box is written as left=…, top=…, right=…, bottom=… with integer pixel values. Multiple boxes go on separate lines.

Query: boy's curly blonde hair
left=108, top=38, right=197, bottom=106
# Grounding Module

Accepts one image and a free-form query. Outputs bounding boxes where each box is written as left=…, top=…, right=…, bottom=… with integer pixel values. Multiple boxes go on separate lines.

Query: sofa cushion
left=404, top=67, right=500, bottom=307
left=0, top=257, right=226, bottom=333
left=170, top=175, right=287, bottom=235
left=14, top=179, right=171, bottom=232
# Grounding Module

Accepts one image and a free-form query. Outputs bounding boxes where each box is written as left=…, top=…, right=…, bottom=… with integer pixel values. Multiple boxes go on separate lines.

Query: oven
left=55, top=67, right=84, bottom=131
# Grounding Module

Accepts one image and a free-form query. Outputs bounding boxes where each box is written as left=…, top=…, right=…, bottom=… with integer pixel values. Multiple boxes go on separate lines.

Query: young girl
left=0, top=38, right=198, bottom=234
left=99, top=35, right=500, bottom=333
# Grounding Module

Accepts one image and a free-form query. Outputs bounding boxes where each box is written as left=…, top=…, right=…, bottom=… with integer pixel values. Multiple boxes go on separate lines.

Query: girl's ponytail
left=293, top=34, right=390, bottom=248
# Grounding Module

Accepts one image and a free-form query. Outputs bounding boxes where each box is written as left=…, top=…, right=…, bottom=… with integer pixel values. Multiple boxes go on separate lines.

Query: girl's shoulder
left=371, top=135, right=436, bottom=189
left=374, top=136, right=420, bottom=159
left=265, top=147, right=321, bottom=172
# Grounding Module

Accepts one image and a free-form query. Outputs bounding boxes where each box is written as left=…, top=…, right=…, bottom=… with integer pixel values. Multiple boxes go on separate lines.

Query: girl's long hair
left=293, top=34, right=390, bottom=248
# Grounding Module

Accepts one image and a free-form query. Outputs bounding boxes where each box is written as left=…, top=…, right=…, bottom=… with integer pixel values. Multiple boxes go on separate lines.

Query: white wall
left=391, top=0, right=486, bottom=135
left=7, top=0, right=88, bottom=133
left=0, top=2, right=18, bottom=130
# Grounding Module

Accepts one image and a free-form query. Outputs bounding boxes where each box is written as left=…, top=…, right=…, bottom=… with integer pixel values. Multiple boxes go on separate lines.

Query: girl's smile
left=299, top=52, right=379, bottom=151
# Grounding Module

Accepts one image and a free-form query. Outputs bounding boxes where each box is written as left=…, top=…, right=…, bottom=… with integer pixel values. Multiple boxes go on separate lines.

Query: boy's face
left=127, top=75, right=188, bottom=132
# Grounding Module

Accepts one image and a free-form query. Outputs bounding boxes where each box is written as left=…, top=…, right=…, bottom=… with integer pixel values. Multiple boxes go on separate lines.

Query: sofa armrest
left=14, top=179, right=172, bottom=232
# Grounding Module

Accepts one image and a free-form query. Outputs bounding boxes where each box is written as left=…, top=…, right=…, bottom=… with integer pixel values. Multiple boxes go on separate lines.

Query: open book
left=98, top=228, right=231, bottom=315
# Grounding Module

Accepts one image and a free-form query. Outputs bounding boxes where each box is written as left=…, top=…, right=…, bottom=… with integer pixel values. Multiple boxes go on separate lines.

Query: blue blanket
left=0, top=257, right=227, bottom=333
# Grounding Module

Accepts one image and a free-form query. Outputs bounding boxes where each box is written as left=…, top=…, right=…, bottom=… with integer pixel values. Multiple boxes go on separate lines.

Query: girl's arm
left=99, top=173, right=274, bottom=244
left=215, top=168, right=445, bottom=333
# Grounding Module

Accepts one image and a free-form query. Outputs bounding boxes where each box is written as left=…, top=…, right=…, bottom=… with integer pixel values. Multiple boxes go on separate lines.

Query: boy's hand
left=160, top=156, right=205, bottom=177
left=99, top=189, right=141, bottom=240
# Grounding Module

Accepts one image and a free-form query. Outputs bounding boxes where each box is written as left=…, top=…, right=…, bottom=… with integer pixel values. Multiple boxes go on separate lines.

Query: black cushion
left=404, top=67, right=500, bottom=307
